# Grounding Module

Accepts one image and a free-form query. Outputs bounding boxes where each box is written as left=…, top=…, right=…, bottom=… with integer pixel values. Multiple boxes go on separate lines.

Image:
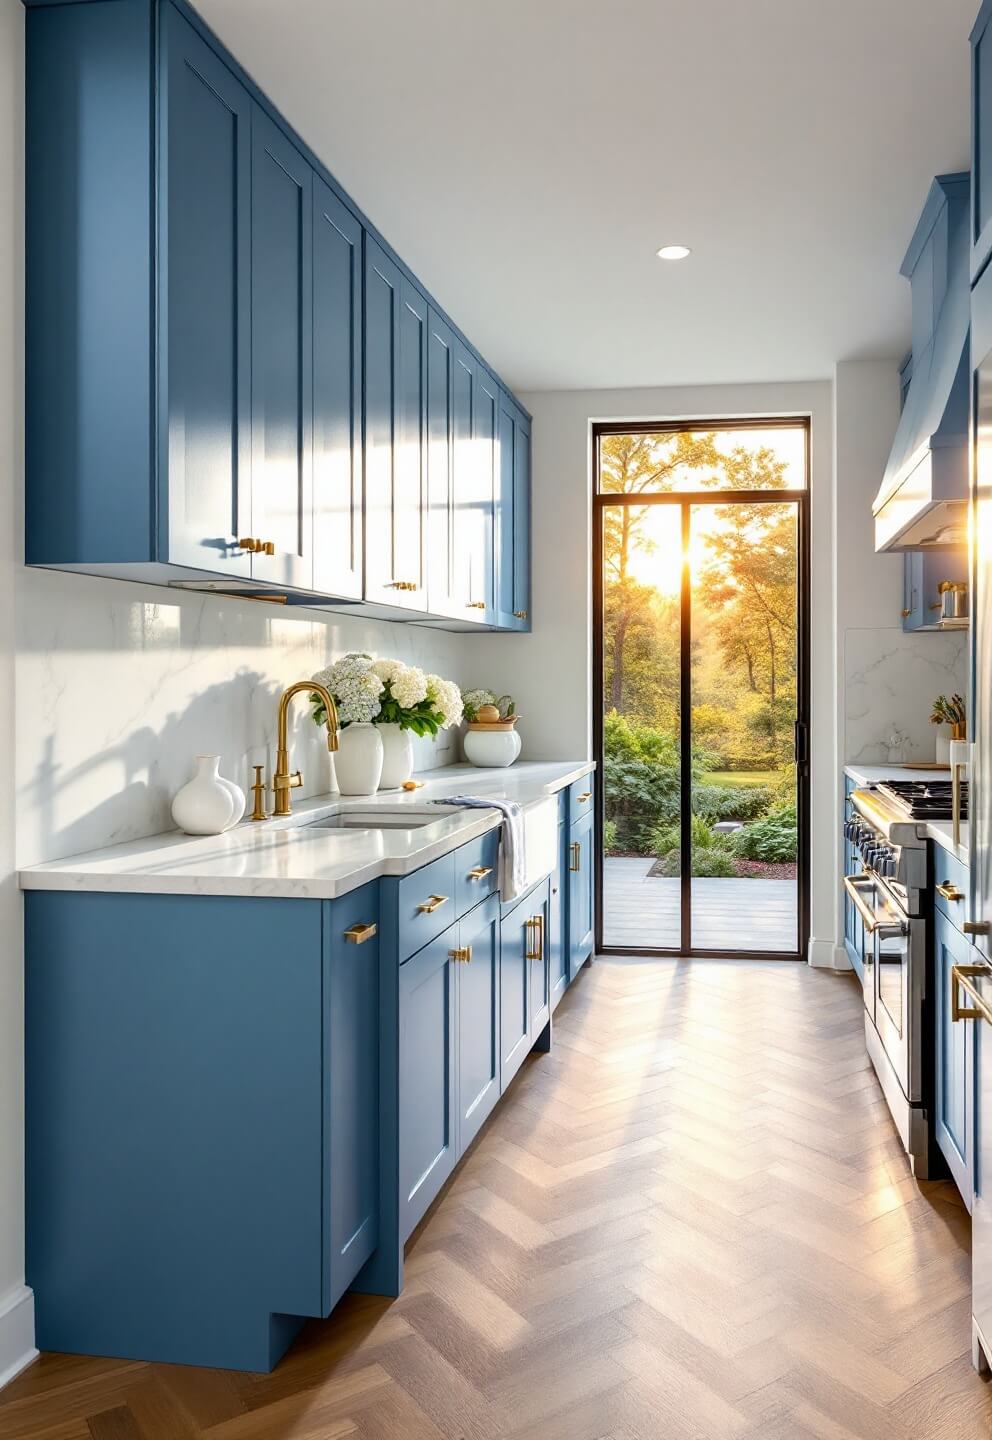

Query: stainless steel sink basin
left=305, top=808, right=449, bottom=831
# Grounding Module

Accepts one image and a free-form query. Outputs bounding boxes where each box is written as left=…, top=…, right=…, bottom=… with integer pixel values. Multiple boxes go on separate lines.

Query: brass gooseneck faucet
left=273, top=681, right=339, bottom=817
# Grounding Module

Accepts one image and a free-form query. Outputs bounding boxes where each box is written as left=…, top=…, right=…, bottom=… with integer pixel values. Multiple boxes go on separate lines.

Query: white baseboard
left=0, top=1285, right=37, bottom=1392
left=807, top=936, right=850, bottom=970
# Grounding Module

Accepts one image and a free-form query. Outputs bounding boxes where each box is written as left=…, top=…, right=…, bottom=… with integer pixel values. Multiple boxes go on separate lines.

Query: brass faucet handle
left=273, top=769, right=303, bottom=792
left=249, top=764, right=268, bottom=822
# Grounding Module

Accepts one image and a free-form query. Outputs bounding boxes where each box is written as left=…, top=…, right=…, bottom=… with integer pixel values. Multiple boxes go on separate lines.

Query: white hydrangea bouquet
left=310, top=653, right=463, bottom=737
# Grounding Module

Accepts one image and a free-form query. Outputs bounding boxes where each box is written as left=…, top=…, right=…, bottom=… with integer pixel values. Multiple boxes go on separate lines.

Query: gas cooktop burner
left=877, top=779, right=968, bottom=822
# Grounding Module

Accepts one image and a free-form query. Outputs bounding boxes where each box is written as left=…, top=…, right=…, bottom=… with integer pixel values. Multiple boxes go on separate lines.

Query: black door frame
left=592, top=417, right=812, bottom=962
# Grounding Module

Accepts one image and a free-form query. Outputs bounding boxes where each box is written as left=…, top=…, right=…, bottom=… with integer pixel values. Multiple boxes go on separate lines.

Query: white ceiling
left=198, top=0, right=976, bottom=394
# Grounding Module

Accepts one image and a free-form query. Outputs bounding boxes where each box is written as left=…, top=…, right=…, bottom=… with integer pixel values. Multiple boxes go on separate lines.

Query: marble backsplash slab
left=844, top=625, right=969, bottom=765
left=16, top=570, right=470, bottom=868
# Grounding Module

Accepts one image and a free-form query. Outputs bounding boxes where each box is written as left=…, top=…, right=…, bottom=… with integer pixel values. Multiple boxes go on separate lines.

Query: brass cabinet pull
left=570, top=842, right=581, bottom=872
left=449, top=945, right=472, bottom=963
left=901, top=608, right=912, bottom=617
left=239, top=536, right=261, bottom=552
left=467, top=866, right=493, bottom=881
left=261, top=540, right=275, bottom=556
left=417, top=894, right=449, bottom=914
left=467, top=601, right=487, bottom=610
left=343, top=922, right=377, bottom=945
left=525, top=915, right=544, bottom=962
left=936, top=881, right=965, bottom=902
left=387, top=580, right=418, bottom=592
left=964, top=921, right=992, bottom=935
left=577, top=791, right=592, bottom=802
left=952, top=964, right=992, bottom=1024
left=513, top=610, right=529, bottom=619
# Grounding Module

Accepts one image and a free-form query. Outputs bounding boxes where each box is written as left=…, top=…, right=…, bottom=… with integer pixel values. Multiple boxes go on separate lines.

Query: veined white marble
left=18, top=761, right=594, bottom=900
left=844, top=626, right=968, bottom=766
left=15, top=570, right=473, bottom=868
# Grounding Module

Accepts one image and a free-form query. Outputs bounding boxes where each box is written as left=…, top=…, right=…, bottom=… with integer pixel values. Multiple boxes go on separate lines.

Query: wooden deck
left=604, top=857, right=797, bottom=953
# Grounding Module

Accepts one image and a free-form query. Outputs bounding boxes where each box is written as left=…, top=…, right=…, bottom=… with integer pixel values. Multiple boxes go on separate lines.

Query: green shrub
left=603, top=818, right=618, bottom=853
left=733, top=804, right=797, bottom=863
left=655, top=848, right=738, bottom=878
left=693, top=784, right=770, bottom=823
left=651, top=813, right=724, bottom=856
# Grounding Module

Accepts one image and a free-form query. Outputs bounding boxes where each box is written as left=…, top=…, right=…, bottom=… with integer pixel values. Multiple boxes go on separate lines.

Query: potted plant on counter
left=311, top=655, right=463, bottom=793
left=461, top=690, right=522, bottom=768
left=930, top=693, right=967, bottom=766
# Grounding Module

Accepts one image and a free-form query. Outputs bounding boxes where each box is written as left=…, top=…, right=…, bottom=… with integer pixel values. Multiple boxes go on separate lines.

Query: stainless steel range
left=842, top=782, right=967, bottom=1175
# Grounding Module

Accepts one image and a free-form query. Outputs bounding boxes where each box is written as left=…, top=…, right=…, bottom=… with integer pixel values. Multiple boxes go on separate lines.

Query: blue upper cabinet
left=250, top=108, right=313, bottom=591
left=312, top=178, right=363, bottom=599
left=902, top=549, right=970, bottom=631
left=160, top=4, right=252, bottom=578
left=364, top=240, right=428, bottom=610
left=496, top=393, right=532, bottom=630
left=24, top=0, right=530, bottom=626
left=974, top=0, right=992, bottom=281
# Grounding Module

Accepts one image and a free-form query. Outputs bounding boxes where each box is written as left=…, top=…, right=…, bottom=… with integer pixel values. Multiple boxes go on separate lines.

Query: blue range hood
left=873, top=174, right=970, bottom=552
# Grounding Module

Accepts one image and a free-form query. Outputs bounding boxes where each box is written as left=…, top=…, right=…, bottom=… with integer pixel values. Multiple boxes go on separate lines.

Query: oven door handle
left=843, top=875, right=907, bottom=937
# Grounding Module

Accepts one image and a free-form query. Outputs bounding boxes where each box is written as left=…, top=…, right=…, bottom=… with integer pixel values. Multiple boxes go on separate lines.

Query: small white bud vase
left=463, top=727, right=522, bottom=768
left=377, top=722, right=414, bottom=790
left=171, top=755, right=237, bottom=835
left=334, top=722, right=384, bottom=795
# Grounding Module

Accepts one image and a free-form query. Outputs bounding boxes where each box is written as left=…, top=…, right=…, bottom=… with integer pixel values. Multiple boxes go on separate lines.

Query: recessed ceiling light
left=656, top=244, right=691, bottom=260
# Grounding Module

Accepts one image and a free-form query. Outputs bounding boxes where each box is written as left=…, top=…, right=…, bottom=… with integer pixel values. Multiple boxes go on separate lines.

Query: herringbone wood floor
left=3, top=956, right=992, bottom=1439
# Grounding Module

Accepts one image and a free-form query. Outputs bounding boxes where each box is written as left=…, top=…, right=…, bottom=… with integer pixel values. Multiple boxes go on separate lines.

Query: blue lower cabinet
left=24, top=889, right=379, bottom=1373
left=529, top=883, right=552, bottom=1039
left=934, top=908, right=976, bottom=1207
left=456, top=894, right=501, bottom=1152
left=399, top=931, right=458, bottom=1240
left=568, top=808, right=594, bottom=980
left=500, top=880, right=552, bottom=1092
left=549, top=820, right=568, bottom=1012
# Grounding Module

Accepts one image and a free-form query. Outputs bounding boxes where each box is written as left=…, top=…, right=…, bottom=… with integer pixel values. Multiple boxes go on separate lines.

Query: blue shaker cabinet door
left=426, top=308, right=460, bottom=618
left=528, top=881, right=552, bottom=1038
left=312, top=177, right=363, bottom=599
left=161, top=6, right=251, bottom=576
left=500, top=896, right=532, bottom=1092
left=364, top=241, right=427, bottom=609
left=934, top=908, right=975, bottom=1208
left=456, top=894, right=501, bottom=1152
left=469, top=364, right=498, bottom=623
left=496, top=393, right=531, bottom=630
left=324, top=885, right=380, bottom=1310
left=399, top=931, right=457, bottom=1239
left=568, top=808, right=594, bottom=980
left=250, top=106, right=313, bottom=590
left=549, top=820, right=568, bottom=1011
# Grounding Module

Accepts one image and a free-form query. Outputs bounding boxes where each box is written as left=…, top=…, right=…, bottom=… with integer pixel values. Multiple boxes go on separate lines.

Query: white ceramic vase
left=463, top=728, right=522, bottom=769
left=171, top=755, right=238, bottom=835
left=218, top=774, right=246, bottom=826
left=378, top=722, right=414, bottom=789
left=936, top=728, right=951, bottom=766
left=335, top=722, right=384, bottom=795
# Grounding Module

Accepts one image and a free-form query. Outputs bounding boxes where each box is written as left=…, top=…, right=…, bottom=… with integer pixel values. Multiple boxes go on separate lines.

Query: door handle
left=952, top=964, right=992, bottom=1024
left=794, top=720, right=809, bottom=766
left=570, top=842, right=581, bottom=872
left=525, top=915, right=544, bottom=962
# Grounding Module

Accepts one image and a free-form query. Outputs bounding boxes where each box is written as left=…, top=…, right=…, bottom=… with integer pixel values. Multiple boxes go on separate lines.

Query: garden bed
left=647, top=856, right=796, bottom=880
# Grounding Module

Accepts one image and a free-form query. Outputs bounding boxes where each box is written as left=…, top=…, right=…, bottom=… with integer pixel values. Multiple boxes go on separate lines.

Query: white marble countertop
left=18, top=761, right=595, bottom=901
left=844, top=764, right=969, bottom=864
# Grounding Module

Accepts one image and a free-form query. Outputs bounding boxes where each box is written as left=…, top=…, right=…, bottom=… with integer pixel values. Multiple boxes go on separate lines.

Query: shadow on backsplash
left=16, top=571, right=464, bottom=867
left=844, top=626, right=969, bottom=765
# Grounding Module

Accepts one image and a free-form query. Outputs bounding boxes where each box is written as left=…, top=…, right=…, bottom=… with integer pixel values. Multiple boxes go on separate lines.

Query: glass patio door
left=594, top=422, right=809, bottom=959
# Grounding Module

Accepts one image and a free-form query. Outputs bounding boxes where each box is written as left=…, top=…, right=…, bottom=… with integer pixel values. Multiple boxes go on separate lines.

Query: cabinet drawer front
left=397, top=852, right=458, bottom=960
left=934, top=844, right=970, bottom=927
left=455, top=829, right=500, bottom=915
left=568, top=775, right=595, bottom=826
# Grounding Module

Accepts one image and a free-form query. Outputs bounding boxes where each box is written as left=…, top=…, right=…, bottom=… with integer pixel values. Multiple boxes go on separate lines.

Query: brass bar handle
left=964, top=921, right=992, bottom=935
left=936, top=881, right=965, bottom=902
left=467, top=601, right=487, bottom=610
left=343, top=922, right=377, bottom=945
left=239, top=536, right=261, bottom=553
left=525, top=915, right=544, bottom=962
left=952, top=964, right=992, bottom=1025
left=448, top=945, right=472, bottom=963
left=513, top=610, right=529, bottom=619
left=467, top=866, right=493, bottom=881
left=387, top=580, right=418, bottom=592
left=417, top=894, right=449, bottom=915
left=570, top=842, right=581, bottom=873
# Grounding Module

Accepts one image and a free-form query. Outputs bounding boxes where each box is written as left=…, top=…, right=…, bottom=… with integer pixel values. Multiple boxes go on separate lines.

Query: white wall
left=0, top=0, right=33, bottom=1391
left=16, top=571, right=468, bottom=868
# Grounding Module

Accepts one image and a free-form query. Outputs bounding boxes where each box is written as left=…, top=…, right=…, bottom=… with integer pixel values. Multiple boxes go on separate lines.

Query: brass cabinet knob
left=467, top=866, right=493, bottom=881
left=513, top=610, right=528, bottom=619
left=344, top=922, right=377, bottom=945
left=417, top=894, right=449, bottom=914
